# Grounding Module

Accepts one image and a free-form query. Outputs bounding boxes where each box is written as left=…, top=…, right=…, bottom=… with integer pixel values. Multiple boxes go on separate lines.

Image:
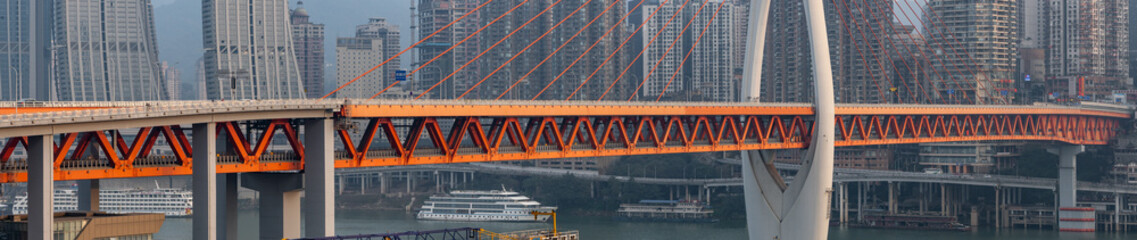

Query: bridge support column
left=1115, top=192, right=1121, bottom=232
left=941, top=184, right=948, bottom=216
left=360, top=175, right=366, bottom=194
left=28, top=134, right=53, bottom=240
left=380, top=173, right=388, bottom=194
left=78, top=179, right=100, bottom=211
left=217, top=173, right=238, bottom=240
left=1047, top=145, right=1082, bottom=209
left=858, top=182, right=865, bottom=222
left=739, top=0, right=835, bottom=237
left=337, top=175, right=344, bottom=195
left=994, top=186, right=1001, bottom=228
left=839, top=182, right=848, bottom=225
left=242, top=173, right=303, bottom=240
left=304, top=118, right=335, bottom=237
left=888, top=182, right=897, bottom=214
left=193, top=123, right=218, bottom=240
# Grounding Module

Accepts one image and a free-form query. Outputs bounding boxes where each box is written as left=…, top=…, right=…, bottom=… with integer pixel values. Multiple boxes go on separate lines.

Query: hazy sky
left=153, top=0, right=415, bottom=98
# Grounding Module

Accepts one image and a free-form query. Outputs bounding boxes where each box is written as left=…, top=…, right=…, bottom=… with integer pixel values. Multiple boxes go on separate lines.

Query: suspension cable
left=906, top=0, right=990, bottom=104
left=864, top=0, right=940, bottom=104
left=560, top=0, right=656, bottom=101
left=894, top=0, right=974, bottom=104
left=914, top=0, right=1004, bottom=104
left=598, top=0, right=695, bottom=101
left=414, top=0, right=573, bottom=100
left=627, top=0, right=712, bottom=101
left=655, top=2, right=725, bottom=102
left=371, top=0, right=536, bottom=99
left=323, top=0, right=495, bottom=99
left=856, top=0, right=916, bottom=103
left=887, top=0, right=956, bottom=104
left=840, top=0, right=892, bottom=103
left=463, top=0, right=622, bottom=100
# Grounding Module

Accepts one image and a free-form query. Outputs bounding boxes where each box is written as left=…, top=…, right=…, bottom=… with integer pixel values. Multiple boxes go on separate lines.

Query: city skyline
left=0, top=0, right=1131, bottom=103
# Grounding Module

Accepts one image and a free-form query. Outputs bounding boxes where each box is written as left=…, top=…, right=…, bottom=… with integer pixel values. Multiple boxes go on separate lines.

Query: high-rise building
left=356, top=18, right=402, bottom=89
left=0, top=0, right=34, bottom=101
left=196, top=57, right=207, bottom=100
left=161, top=62, right=180, bottom=100
left=203, top=0, right=305, bottom=100
left=921, top=0, right=1022, bottom=174
left=1131, top=0, right=1137, bottom=87
left=417, top=0, right=481, bottom=99
left=1044, top=0, right=1130, bottom=100
left=759, top=0, right=897, bottom=104
left=536, top=0, right=630, bottom=101
left=440, top=0, right=631, bottom=101
left=53, top=0, right=167, bottom=101
left=291, top=3, right=325, bottom=98
left=1019, top=0, right=1047, bottom=104
left=731, top=0, right=748, bottom=74
left=335, top=38, right=385, bottom=99
left=638, top=0, right=735, bottom=102
left=758, top=0, right=902, bottom=169
left=926, top=0, right=1018, bottom=104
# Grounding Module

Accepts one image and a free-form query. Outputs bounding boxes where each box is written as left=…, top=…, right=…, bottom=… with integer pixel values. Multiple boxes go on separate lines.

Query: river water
left=154, top=209, right=1132, bottom=239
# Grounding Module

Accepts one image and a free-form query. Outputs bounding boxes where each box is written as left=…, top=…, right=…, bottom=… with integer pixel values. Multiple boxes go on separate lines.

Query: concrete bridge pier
left=940, top=184, right=948, bottom=216
left=360, top=175, right=367, bottom=194
left=888, top=182, right=897, bottom=214
left=193, top=123, right=218, bottom=240
left=28, top=135, right=53, bottom=240
left=994, top=186, right=1002, bottom=228
left=337, top=175, right=344, bottom=195
left=304, top=118, right=336, bottom=238
left=242, top=173, right=303, bottom=240
left=218, top=173, right=238, bottom=240
left=379, top=172, right=388, bottom=194
left=1048, top=145, right=1083, bottom=209
left=1048, top=144, right=1086, bottom=232
left=78, top=180, right=100, bottom=211
left=838, top=182, right=848, bottom=225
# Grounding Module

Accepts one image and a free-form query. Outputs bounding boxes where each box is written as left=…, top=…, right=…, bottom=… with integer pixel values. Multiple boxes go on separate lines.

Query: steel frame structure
left=291, top=227, right=482, bottom=240
left=0, top=105, right=1124, bottom=183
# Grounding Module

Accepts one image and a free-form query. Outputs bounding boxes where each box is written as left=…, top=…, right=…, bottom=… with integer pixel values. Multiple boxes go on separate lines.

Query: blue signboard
left=1000, top=90, right=1008, bottom=96
left=947, top=89, right=955, bottom=95
left=1024, top=74, right=1031, bottom=82
left=395, top=70, right=407, bottom=81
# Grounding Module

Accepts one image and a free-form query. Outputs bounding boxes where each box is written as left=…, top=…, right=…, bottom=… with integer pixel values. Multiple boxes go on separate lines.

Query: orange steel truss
left=0, top=106, right=1126, bottom=183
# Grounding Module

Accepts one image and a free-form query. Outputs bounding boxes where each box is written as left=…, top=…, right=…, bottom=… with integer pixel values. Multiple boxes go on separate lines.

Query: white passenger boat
left=11, top=188, right=193, bottom=217
left=417, top=188, right=556, bottom=222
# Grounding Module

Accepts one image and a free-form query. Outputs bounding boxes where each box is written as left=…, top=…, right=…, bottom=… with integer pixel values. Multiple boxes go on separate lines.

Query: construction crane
left=530, top=210, right=558, bottom=234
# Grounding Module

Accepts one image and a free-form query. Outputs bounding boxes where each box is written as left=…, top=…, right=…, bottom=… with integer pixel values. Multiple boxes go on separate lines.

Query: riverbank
left=156, top=209, right=1133, bottom=240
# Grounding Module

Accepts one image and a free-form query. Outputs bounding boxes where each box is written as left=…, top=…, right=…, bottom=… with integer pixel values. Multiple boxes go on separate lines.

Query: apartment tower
left=203, top=0, right=305, bottom=100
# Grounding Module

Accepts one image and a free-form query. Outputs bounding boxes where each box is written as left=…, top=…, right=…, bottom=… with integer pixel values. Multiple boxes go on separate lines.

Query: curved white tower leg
left=741, top=0, right=836, bottom=239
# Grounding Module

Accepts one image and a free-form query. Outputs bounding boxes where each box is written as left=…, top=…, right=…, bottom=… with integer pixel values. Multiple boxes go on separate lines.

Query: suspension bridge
left=7, top=0, right=1134, bottom=239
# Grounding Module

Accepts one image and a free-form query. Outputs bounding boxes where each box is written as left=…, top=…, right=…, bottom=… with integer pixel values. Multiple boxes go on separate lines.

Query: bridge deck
left=0, top=100, right=1129, bottom=183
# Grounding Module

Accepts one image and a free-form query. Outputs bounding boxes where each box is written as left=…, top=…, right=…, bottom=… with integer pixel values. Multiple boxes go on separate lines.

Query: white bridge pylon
left=740, top=0, right=837, bottom=239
